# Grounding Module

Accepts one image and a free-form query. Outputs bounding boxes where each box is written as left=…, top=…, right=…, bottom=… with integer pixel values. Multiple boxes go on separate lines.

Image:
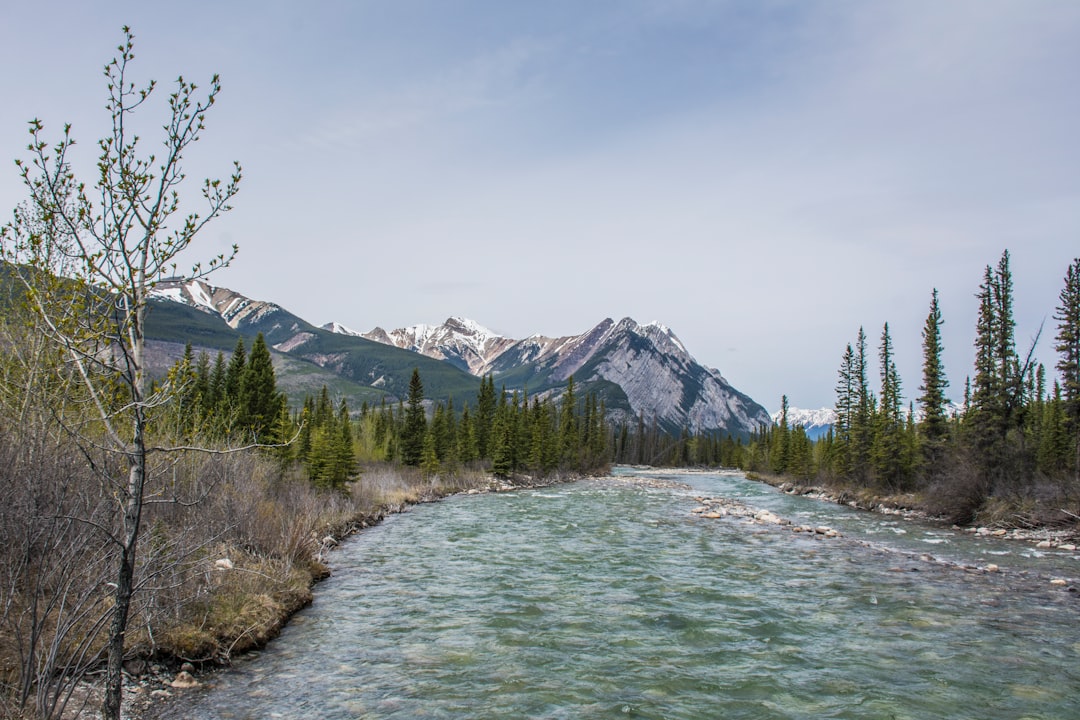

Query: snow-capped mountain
left=150, top=278, right=771, bottom=436
left=352, top=315, right=771, bottom=435
left=342, top=317, right=517, bottom=375
left=769, top=402, right=966, bottom=441
left=320, top=321, right=363, bottom=337
left=771, top=406, right=836, bottom=440
left=150, top=277, right=305, bottom=338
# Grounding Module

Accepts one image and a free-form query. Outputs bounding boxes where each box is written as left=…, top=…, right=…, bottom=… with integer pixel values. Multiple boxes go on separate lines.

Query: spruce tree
left=1054, top=257, right=1080, bottom=477
left=771, top=395, right=791, bottom=474
left=918, top=289, right=950, bottom=461
left=475, top=374, right=496, bottom=459
left=559, top=376, right=578, bottom=467
left=834, top=342, right=856, bottom=477
left=223, top=338, right=247, bottom=416
left=401, top=368, right=426, bottom=466
left=241, top=333, right=279, bottom=442
left=850, top=327, right=872, bottom=482
left=873, top=323, right=906, bottom=489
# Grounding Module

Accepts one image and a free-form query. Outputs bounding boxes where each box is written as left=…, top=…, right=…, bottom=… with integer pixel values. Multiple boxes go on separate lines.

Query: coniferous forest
left=717, top=251, right=1080, bottom=525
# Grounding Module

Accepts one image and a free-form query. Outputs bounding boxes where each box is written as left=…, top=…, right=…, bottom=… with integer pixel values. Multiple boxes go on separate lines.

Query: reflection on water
left=158, top=468, right=1080, bottom=720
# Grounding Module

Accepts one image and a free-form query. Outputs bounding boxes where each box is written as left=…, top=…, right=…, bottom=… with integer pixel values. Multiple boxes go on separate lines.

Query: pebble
left=171, top=671, right=200, bottom=689
left=984, top=564, right=1000, bottom=573
left=1050, top=578, right=1068, bottom=586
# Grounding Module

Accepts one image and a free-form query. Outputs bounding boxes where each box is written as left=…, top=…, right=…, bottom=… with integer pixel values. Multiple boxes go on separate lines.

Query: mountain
left=146, top=278, right=483, bottom=405
left=350, top=317, right=517, bottom=375
left=771, top=403, right=966, bottom=442
left=335, top=315, right=771, bottom=436
left=772, top=406, right=836, bottom=440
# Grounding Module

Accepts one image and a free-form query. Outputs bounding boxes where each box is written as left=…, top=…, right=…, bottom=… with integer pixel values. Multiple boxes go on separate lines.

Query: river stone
left=171, top=671, right=199, bottom=689
left=1050, top=578, right=1068, bottom=586
left=984, top=563, right=1000, bottom=573
left=1059, top=543, right=1077, bottom=551
left=992, top=529, right=1008, bottom=537
left=1037, top=540, right=1053, bottom=548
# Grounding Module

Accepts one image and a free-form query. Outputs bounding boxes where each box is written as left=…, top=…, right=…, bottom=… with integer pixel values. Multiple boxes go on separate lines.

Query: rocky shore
left=690, top=475, right=1080, bottom=593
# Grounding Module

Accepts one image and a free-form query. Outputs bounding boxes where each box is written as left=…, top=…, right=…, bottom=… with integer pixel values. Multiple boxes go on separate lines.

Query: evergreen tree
left=223, top=338, right=247, bottom=419
left=771, top=395, right=791, bottom=474
left=918, top=289, right=950, bottom=465
left=420, top=430, right=441, bottom=476
left=207, top=350, right=227, bottom=415
left=335, top=398, right=355, bottom=484
left=475, top=374, right=496, bottom=459
left=400, top=368, right=427, bottom=466
left=833, top=342, right=856, bottom=477
left=873, top=322, right=906, bottom=489
left=969, top=253, right=1021, bottom=483
left=559, top=376, right=578, bottom=466
left=241, top=332, right=280, bottom=442
left=457, top=405, right=478, bottom=463
left=850, top=327, right=873, bottom=482
left=1054, top=257, right=1080, bottom=477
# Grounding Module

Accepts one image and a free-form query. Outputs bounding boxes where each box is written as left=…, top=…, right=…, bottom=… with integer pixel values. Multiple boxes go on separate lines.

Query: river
left=157, top=467, right=1080, bottom=719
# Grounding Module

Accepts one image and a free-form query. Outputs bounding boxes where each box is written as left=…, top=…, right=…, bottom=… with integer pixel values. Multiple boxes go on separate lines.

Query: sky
left=2, top=1, right=1078, bottom=411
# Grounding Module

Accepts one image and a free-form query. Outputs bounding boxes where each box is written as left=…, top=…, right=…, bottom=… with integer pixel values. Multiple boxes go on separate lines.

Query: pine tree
left=223, top=338, right=247, bottom=420
left=559, top=376, right=578, bottom=467
left=335, top=398, right=355, bottom=484
left=207, top=350, right=227, bottom=416
left=457, top=405, right=478, bottom=463
left=771, top=395, right=790, bottom=474
left=475, top=374, right=496, bottom=459
left=850, top=327, right=873, bottom=482
left=1054, top=257, right=1080, bottom=477
left=834, top=343, right=856, bottom=477
left=400, top=368, right=426, bottom=466
left=873, top=322, right=906, bottom=489
left=918, top=289, right=950, bottom=454
left=969, top=253, right=1021, bottom=483
left=241, top=333, right=279, bottom=442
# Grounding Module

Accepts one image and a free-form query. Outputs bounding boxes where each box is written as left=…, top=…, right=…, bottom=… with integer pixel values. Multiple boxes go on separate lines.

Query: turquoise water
left=160, top=469, right=1080, bottom=719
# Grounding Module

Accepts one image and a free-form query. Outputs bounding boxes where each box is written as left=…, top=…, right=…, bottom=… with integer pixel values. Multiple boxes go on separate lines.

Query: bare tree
left=0, top=27, right=240, bottom=719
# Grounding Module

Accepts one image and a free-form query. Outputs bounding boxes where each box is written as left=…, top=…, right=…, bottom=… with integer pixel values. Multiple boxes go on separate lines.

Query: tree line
left=750, top=250, right=1080, bottom=523
left=164, top=340, right=613, bottom=486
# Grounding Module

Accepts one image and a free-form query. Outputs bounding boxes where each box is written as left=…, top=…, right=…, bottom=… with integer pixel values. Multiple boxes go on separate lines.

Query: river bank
left=144, top=466, right=1080, bottom=719
left=124, top=464, right=1079, bottom=718
left=111, top=469, right=592, bottom=720
left=744, top=470, right=1080, bottom=548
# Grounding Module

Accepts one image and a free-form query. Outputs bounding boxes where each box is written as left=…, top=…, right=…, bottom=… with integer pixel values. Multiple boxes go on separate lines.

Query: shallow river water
left=158, top=468, right=1080, bottom=719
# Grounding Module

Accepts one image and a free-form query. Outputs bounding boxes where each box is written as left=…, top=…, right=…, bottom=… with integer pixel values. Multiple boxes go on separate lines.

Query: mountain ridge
left=149, top=277, right=771, bottom=436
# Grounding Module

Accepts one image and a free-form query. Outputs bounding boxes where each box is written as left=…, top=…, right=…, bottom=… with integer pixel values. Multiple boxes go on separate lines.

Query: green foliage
left=400, top=369, right=427, bottom=467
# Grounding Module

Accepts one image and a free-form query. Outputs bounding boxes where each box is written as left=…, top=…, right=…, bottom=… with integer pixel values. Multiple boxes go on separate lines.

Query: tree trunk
left=102, top=429, right=146, bottom=720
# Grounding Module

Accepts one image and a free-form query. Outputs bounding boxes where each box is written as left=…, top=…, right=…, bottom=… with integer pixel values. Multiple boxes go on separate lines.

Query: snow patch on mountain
left=357, top=317, right=516, bottom=375
left=321, top=321, right=363, bottom=337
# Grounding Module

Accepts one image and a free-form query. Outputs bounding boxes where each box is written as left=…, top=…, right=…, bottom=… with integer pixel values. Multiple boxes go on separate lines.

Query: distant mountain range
left=146, top=277, right=771, bottom=436
left=771, top=402, right=965, bottom=441
left=771, top=407, right=837, bottom=440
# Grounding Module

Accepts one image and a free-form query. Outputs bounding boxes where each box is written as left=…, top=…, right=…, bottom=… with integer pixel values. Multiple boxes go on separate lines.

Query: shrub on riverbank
left=0, top=438, right=497, bottom=718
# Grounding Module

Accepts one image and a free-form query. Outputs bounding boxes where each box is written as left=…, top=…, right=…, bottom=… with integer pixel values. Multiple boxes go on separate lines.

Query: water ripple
left=162, top=470, right=1080, bottom=719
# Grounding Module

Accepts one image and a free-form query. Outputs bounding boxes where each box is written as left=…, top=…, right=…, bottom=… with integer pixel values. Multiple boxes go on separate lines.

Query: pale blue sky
left=2, top=1, right=1078, bottom=410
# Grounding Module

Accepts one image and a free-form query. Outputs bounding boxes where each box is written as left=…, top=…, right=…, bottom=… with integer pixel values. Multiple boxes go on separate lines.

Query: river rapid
left=157, top=467, right=1080, bottom=719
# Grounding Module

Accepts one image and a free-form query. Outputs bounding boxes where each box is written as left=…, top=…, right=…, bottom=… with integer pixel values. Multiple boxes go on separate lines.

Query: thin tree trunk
left=102, top=427, right=146, bottom=720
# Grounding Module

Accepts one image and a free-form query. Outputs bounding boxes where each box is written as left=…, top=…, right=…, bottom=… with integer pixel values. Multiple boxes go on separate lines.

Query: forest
left=634, top=251, right=1080, bottom=527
